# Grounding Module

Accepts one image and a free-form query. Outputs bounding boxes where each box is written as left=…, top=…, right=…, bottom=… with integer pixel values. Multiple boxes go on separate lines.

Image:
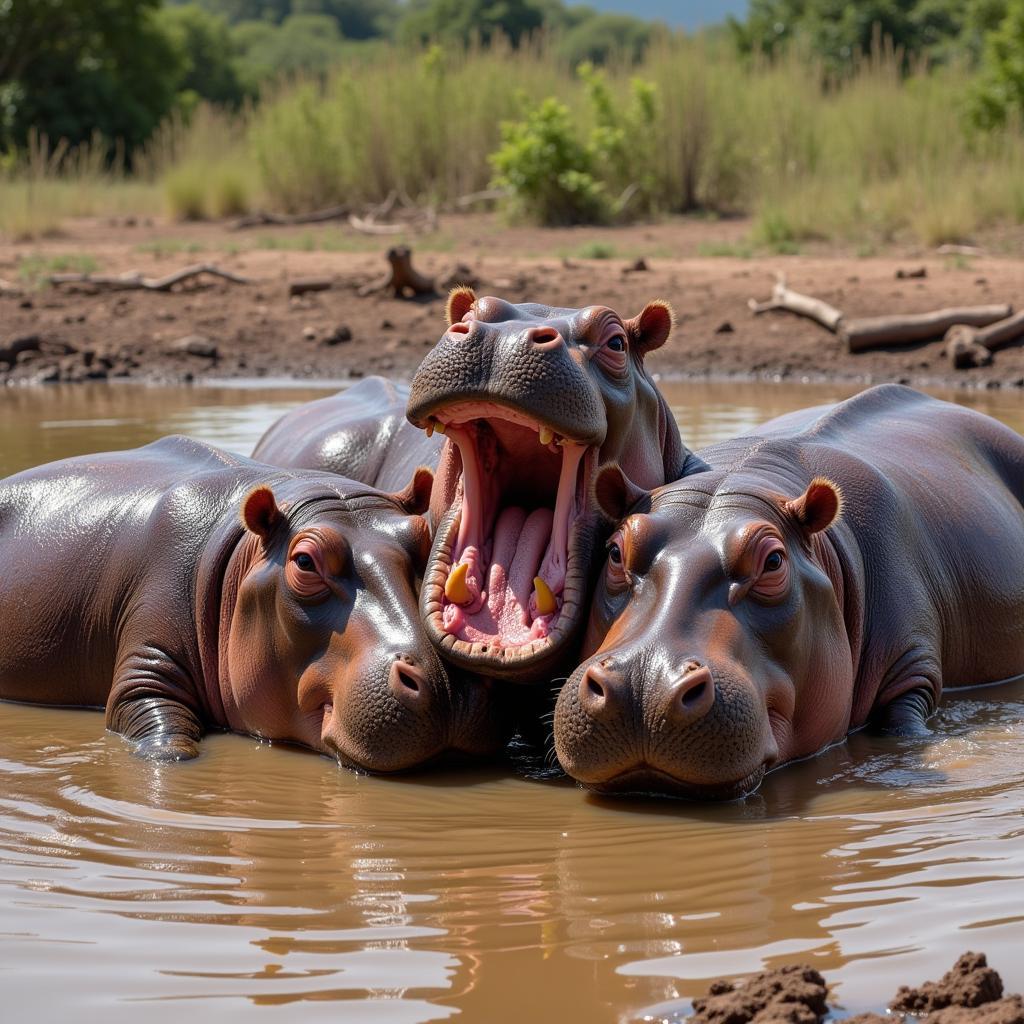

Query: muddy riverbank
left=2, top=214, right=1022, bottom=390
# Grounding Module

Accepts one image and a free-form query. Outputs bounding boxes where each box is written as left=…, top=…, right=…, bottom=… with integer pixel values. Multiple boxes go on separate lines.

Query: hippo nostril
left=389, top=658, right=428, bottom=706
left=526, top=326, right=563, bottom=351
left=448, top=322, right=471, bottom=337
left=665, top=663, right=715, bottom=724
left=578, top=664, right=623, bottom=718
left=680, top=679, right=707, bottom=710
left=586, top=677, right=605, bottom=700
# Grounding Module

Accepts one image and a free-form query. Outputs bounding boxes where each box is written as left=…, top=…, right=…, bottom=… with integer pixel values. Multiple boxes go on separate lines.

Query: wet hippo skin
left=0, top=436, right=504, bottom=769
left=256, top=291, right=700, bottom=687
left=555, top=384, right=1024, bottom=799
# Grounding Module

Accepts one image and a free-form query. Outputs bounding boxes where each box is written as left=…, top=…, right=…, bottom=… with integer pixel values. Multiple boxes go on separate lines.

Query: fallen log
left=748, top=274, right=844, bottom=332
left=358, top=246, right=437, bottom=299
left=288, top=277, right=333, bottom=298
left=943, top=310, right=1024, bottom=369
left=840, top=305, right=1012, bottom=353
left=230, top=205, right=349, bottom=231
left=49, top=263, right=251, bottom=292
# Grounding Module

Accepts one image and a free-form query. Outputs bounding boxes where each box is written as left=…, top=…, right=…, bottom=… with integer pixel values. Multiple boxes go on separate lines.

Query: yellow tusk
left=533, top=576, right=557, bottom=616
left=539, top=425, right=554, bottom=446
left=425, top=421, right=434, bottom=438
left=433, top=418, right=447, bottom=435
left=445, top=562, right=471, bottom=605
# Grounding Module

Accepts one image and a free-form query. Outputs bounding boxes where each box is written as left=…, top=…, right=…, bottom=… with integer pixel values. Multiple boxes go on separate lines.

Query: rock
left=302, top=325, right=318, bottom=342
left=30, top=364, right=60, bottom=384
left=844, top=1015, right=900, bottom=1024
left=624, top=257, right=649, bottom=273
left=689, top=964, right=829, bottom=1024
left=714, top=321, right=735, bottom=334
left=380, top=319, right=394, bottom=330
left=924, top=995, right=1024, bottom=1024
left=168, top=335, right=218, bottom=359
left=896, top=267, right=927, bottom=279
left=321, top=324, right=352, bottom=346
left=892, top=952, right=1004, bottom=1015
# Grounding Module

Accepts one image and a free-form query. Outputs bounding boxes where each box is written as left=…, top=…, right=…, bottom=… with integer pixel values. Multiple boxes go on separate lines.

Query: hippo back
left=253, top=376, right=443, bottom=493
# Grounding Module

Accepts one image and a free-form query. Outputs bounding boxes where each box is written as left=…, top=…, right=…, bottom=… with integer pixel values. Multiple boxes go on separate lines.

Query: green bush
left=490, top=96, right=608, bottom=225
left=969, top=0, right=1024, bottom=129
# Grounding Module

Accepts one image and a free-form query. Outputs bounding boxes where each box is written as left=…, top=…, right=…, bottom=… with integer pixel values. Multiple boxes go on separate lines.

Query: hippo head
left=407, top=289, right=687, bottom=682
left=554, top=467, right=853, bottom=799
left=218, top=469, right=505, bottom=772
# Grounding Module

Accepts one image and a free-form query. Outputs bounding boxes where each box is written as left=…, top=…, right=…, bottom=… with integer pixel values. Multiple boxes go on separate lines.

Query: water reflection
left=1, top=380, right=1024, bottom=1022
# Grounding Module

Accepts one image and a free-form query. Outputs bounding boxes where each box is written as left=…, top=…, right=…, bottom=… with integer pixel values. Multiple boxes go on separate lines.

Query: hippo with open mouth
left=0, top=436, right=504, bottom=770
left=555, top=384, right=1024, bottom=799
left=255, top=292, right=698, bottom=684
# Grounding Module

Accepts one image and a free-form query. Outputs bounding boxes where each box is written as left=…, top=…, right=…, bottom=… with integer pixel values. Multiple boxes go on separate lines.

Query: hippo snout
left=327, top=649, right=454, bottom=773
left=555, top=656, right=770, bottom=800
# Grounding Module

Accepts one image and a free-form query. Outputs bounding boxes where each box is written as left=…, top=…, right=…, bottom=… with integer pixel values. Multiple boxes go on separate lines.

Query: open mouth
left=421, top=402, right=596, bottom=672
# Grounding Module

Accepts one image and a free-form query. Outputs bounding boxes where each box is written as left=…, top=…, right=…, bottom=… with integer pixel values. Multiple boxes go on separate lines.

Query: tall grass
left=3, top=36, right=1023, bottom=246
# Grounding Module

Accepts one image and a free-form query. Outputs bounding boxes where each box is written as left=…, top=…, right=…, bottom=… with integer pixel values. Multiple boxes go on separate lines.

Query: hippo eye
left=608, top=542, right=622, bottom=565
left=764, top=551, right=783, bottom=572
left=606, top=335, right=626, bottom=353
left=295, top=552, right=316, bottom=573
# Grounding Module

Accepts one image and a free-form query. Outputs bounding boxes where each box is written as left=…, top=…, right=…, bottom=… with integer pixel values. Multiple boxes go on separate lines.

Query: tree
left=557, top=13, right=654, bottom=66
left=397, top=0, right=545, bottom=46
left=969, top=0, right=1024, bottom=127
left=233, top=13, right=347, bottom=84
left=0, top=0, right=182, bottom=153
left=157, top=4, right=249, bottom=108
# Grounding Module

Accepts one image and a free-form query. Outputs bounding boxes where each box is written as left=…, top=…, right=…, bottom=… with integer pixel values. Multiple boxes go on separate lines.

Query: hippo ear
left=625, top=300, right=675, bottom=358
left=242, top=485, right=283, bottom=540
left=594, top=465, right=652, bottom=523
left=786, top=477, right=843, bottom=535
left=446, top=286, right=476, bottom=326
left=391, top=466, right=434, bottom=516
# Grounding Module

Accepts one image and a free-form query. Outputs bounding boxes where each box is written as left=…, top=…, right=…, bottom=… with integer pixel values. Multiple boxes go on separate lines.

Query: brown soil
left=682, top=952, right=1023, bottom=1024
left=1, top=213, right=1022, bottom=389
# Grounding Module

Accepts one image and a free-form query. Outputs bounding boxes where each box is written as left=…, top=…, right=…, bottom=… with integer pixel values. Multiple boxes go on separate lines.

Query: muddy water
left=2, top=380, right=1024, bottom=1022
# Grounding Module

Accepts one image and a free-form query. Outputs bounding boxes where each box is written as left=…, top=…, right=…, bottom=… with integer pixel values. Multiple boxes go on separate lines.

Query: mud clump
left=893, top=952, right=1004, bottom=1015
left=681, top=952, right=1020, bottom=1023
left=689, top=964, right=829, bottom=1023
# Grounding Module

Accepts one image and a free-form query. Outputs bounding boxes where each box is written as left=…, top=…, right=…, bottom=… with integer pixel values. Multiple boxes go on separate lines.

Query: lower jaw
left=579, top=764, right=767, bottom=802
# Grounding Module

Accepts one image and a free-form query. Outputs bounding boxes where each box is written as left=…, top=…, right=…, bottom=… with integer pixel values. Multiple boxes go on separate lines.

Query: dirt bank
left=679, top=952, right=1021, bottom=1023
left=1, top=214, right=1022, bottom=389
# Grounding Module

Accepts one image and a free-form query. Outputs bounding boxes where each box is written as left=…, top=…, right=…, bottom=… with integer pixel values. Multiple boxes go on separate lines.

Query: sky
left=584, top=1, right=750, bottom=30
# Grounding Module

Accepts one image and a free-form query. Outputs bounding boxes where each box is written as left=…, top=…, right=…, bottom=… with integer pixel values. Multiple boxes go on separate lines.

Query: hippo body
left=555, top=385, right=1024, bottom=799
left=0, top=436, right=501, bottom=769
left=253, top=376, right=442, bottom=493
left=254, top=292, right=697, bottom=686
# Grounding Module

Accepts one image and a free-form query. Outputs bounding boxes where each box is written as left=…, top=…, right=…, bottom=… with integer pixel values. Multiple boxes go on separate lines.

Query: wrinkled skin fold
left=555, top=384, right=1024, bottom=800
left=0, top=436, right=506, bottom=770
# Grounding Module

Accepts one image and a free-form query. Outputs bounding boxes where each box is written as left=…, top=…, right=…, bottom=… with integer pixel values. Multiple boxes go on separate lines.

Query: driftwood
left=348, top=190, right=438, bottom=236
left=358, top=246, right=437, bottom=299
left=288, top=277, right=334, bottom=298
left=943, top=311, right=1024, bottom=369
left=447, top=187, right=510, bottom=210
left=840, top=305, right=1012, bottom=353
left=748, top=274, right=844, bottom=332
left=0, top=334, right=75, bottom=367
left=749, top=273, right=1013, bottom=355
left=49, top=263, right=251, bottom=292
left=230, top=205, right=349, bottom=231
left=937, top=243, right=984, bottom=258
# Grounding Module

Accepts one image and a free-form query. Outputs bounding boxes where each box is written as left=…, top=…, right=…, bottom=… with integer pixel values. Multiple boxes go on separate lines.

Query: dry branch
left=748, top=274, right=844, bottom=332
left=358, top=246, right=437, bottom=299
left=840, top=305, right=1012, bottom=353
left=49, top=263, right=251, bottom=292
left=943, top=310, right=1024, bottom=369
left=288, top=277, right=334, bottom=298
left=230, top=205, right=349, bottom=231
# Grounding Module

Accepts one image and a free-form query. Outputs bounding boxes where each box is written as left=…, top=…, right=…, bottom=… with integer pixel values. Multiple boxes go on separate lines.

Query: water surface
left=2, top=380, right=1023, bottom=1022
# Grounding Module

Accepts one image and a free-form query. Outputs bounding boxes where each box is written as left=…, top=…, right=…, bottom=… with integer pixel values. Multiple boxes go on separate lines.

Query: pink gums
left=440, top=421, right=585, bottom=649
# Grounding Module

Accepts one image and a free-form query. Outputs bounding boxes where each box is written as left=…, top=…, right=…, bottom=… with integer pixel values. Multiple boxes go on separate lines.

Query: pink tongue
left=484, top=506, right=553, bottom=643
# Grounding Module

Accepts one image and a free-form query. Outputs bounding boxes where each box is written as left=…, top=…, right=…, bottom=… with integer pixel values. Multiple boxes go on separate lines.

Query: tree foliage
left=397, top=0, right=545, bottom=46
left=969, top=0, right=1024, bottom=126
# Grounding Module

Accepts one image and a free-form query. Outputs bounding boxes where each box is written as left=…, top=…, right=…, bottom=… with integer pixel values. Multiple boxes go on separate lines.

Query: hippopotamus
left=0, top=436, right=504, bottom=769
left=554, top=384, right=1024, bottom=799
left=256, top=292, right=698, bottom=685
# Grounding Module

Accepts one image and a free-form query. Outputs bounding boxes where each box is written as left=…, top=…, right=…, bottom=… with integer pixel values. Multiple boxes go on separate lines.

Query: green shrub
left=490, top=97, right=608, bottom=225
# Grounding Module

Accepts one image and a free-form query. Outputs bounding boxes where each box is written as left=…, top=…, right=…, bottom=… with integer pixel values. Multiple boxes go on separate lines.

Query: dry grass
left=3, top=39, right=1023, bottom=247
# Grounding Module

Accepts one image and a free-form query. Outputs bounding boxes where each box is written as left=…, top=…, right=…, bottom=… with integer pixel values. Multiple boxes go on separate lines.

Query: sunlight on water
left=2, top=379, right=1024, bottom=1022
